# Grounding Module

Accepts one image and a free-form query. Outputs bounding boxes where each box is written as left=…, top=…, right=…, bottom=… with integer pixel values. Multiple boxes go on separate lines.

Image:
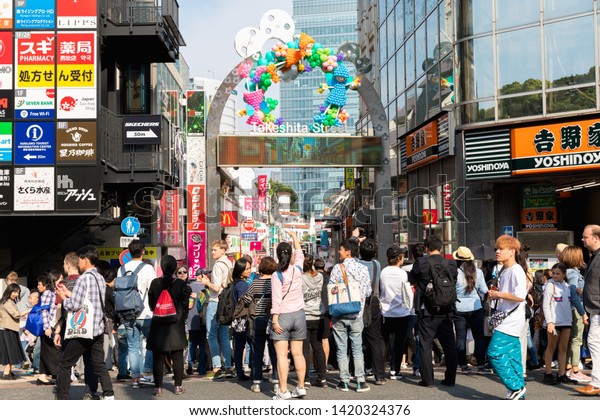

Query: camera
left=358, top=227, right=366, bottom=237
left=195, top=268, right=212, bottom=277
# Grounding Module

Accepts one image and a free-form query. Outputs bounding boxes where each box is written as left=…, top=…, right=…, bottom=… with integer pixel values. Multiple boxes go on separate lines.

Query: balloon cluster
left=238, top=32, right=359, bottom=128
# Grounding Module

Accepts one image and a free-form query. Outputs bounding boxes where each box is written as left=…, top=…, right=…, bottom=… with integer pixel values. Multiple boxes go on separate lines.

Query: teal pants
left=487, top=330, right=524, bottom=391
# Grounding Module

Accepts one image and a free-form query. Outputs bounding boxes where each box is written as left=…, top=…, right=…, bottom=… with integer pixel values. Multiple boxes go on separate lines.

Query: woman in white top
left=379, top=245, right=412, bottom=380
left=452, top=246, right=489, bottom=374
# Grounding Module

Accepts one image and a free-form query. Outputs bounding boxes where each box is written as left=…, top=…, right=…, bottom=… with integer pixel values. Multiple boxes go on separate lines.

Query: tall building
left=280, top=0, right=359, bottom=219
left=372, top=1, right=600, bottom=264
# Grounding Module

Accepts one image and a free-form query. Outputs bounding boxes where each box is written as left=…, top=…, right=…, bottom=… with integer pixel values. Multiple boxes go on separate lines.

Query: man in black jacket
left=410, top=236, right=458, bottom=388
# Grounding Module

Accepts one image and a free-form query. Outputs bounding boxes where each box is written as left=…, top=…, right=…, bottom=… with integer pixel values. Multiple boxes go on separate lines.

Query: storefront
left=463, top=113, right=600, bottom=268
left=398, top=113, right=459, bottom=256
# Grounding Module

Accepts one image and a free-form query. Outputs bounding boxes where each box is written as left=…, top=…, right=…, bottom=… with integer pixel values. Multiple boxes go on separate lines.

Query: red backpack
left=153, top=280, right=177, bottom=323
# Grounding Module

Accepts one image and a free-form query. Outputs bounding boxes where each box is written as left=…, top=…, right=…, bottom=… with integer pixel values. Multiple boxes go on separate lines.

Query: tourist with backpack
left=115, top=239, right=156, bottom=388
left=411, top=235, right=458, bottom=388
left=202, top=240, right=234, bottom=379
left=231, top=258, right=252, bottom=381
left=486, top=235, right=528, bottom=400
left=271, top=230, right=307, bottom=400
left=147, top=255, right=191, bottom=397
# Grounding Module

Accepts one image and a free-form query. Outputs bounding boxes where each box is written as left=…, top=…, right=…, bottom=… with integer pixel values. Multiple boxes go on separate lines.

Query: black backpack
left=216, top=283, right=236, bottom=326
left=423, top=258, right=457, bottom=314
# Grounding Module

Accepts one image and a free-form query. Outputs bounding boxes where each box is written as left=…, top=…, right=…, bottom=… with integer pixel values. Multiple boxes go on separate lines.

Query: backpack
left=531, top=282, right=544, bottom=308
left=114, top=263, right=146, bottom=319
left=423, top=258, right=457, bottom=314
left=153, top=280, right=177, bottom=323
left=216, top=283, right=236, bottom=325
left=24, top=301, right=50, bottom=337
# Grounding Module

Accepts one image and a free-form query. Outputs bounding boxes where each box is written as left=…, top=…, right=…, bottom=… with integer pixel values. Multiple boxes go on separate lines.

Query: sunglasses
left=177, top=270, right=187, bottom=274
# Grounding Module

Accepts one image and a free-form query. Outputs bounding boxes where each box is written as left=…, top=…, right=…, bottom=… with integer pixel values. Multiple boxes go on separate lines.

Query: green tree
left=268, top=179, right=299, bottom=212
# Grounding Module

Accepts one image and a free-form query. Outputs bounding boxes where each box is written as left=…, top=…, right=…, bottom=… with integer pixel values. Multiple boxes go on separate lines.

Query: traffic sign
left=242, top=218, right=256, bottom=232
left=241, top=232, right=258, bottom=240
left=121, top=216, right=140, bottom=236
left=120, top=236, right=135, bottom=248
left=502, top=225, right=514, bottom=236
left=119, top=250, right=132, bottom=265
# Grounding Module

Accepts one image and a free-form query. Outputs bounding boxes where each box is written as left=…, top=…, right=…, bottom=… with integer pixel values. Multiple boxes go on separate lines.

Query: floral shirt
left=329, top=257, right=372, bottom=319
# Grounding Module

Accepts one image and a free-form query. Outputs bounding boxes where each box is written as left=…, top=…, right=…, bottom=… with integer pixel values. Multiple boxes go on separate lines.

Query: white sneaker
left=140, top=376, right=154, bottom=385
left=272, top=390, right=291, bottom=400
left=103, top=395, right=115, bottom=400
left=291, top=387, right=307, bottom=398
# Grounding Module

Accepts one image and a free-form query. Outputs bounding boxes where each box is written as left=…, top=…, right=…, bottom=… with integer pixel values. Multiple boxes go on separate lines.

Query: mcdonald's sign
left=221, top=211, right=239, bottom=227
left=422, top=209, right=438, bottom=224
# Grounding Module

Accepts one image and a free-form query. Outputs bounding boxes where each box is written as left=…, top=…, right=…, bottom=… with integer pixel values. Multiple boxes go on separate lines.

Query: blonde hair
left=211, top=240, right=228, bottom=251
left=495, top=235, right=521, bottom=253
left=561, top=245, right=584, bottom=269
left=6, top=271, right=18, bottom=283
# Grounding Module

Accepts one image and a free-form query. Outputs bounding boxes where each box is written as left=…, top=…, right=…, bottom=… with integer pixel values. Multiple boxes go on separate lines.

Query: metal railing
left=99, top=106, right=175, bottom=174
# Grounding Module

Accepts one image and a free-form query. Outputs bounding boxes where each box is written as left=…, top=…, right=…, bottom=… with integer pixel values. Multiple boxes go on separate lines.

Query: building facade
left=0, top=0, right=187, bottom=279
left=371, top=0, right=600, bottom=265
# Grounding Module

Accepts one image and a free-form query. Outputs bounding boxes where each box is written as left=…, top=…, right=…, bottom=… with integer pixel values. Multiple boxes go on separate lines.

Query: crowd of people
left=1, top=225, right=600, bottom=400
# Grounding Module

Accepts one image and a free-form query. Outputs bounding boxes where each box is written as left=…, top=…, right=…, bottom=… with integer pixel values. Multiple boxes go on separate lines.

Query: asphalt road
left=0, top=365, right=595, bottom=401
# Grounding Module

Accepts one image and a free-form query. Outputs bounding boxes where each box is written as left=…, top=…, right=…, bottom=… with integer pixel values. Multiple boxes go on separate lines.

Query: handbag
left=65, top=277, right=95, bottom=340
left=327, top=263, right=362, bottom=318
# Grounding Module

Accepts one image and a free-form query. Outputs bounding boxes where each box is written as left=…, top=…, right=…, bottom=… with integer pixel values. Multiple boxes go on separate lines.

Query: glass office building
left=280, top=0, right=359, bottom=219
left=377, top=1, right=600, bottom=257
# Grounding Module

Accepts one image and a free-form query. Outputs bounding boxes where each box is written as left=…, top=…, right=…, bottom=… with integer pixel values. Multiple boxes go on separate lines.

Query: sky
left=178, top=0, right=294, bottom=80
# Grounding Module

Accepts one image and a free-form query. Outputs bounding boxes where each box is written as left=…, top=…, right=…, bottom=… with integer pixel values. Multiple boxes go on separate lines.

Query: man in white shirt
left=117, top=239, right=156, bottom=388
left=201, top=240, right=234, bottom=379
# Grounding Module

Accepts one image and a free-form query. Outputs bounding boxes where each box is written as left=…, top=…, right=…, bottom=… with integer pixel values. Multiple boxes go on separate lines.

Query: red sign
left=57, top=0, right=98, bottom=28
left=221, top=211, right=239, bottom=227
left=242, top=218, right=256, bottom=232
left=160, top=190, right=179, bottom=245
left=187, top=184, right=205, bottom=231
left=442, top=183, right=452, bottom=220
left=250, top=241, right=262, bottom=251
left=0, top=32, right=12, bottom=65
left=423, top=209, right=438, bottom=224
left=57, top=32, right=95, bottom=64
left=17, top=32, right=56, bottom=65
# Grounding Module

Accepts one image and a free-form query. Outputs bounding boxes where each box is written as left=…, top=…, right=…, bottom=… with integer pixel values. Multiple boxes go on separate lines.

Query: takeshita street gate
left=202, top=9, right=392, bottom=266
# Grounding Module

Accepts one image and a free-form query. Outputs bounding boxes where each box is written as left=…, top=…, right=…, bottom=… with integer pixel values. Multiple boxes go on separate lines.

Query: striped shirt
left=242, top=276, right=272, bottom=317
left=40, top=289, right=57, bottom=331
left=63, top=268, right=107, bottom=338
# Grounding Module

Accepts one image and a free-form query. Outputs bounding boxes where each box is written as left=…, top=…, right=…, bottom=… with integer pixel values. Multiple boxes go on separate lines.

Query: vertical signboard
left=0, top=30, right=12, bottom=89
left=187, top=231, right=206, bottom=277
left=0, top=120, right=11, bottom=162
left=0, top=166, right=11, bottom=211
left=57, top=0, right=98, bottom=29
left=159, top=190, right=180, bottom=246
left=258, top=174, right=267, bottom=215
left=186, top=90, right=205, bottom=136
left=14, top=166, right=54, bottom=211
left=55, top=166, right=98, bottom=211
left=56, top=121, right=96, bottom=163
left=57, top=31, right=96, bottom=119
left=15, top=0, right=55, bottom=29
left=0, top=0, right=13, bottom=29
left=15, top=31, right=56, bottom=119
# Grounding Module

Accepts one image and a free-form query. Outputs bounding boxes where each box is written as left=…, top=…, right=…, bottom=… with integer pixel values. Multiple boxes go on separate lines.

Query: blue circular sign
left=121, top=216, right=140, bottom=236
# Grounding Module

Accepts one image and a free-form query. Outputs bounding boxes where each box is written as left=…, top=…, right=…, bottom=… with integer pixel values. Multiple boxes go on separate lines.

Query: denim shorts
left=271, top=309, right=307, bottom=341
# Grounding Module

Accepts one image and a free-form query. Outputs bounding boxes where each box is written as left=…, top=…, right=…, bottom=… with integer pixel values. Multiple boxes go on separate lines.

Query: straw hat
left=555, top=243, right=568, bottom=254
left=452, top=246, right=475, bottom=261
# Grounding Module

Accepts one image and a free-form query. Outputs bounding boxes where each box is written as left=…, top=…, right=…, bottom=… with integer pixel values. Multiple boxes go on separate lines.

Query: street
left=0, top=365, right=593, bottom=401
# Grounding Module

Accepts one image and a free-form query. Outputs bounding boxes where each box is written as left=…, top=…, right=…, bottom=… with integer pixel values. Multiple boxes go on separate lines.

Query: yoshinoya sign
left=405, top=120, right=438, bottom=170
left=123, top=115, right=162, bottom=145
left=512, top=117, right=600, bottom=175
left=464, top=129, right=512, bottom=180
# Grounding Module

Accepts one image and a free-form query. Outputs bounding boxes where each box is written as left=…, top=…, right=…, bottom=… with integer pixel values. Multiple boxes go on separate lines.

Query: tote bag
left=327, top=263, right=361, bottom=318
left=65, top=279, right=95, bottom=340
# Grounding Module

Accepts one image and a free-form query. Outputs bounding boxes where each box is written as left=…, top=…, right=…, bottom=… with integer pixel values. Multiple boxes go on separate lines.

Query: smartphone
left=490, top=285, right=499, bottom=291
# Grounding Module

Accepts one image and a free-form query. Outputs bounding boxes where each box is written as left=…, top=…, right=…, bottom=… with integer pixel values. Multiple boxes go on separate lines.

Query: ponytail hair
left=276, top=241, right=293, bottom=272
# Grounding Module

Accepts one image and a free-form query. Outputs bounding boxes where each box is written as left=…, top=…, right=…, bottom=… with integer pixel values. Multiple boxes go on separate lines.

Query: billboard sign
left=15, top=0, right=55, bottom=29
left=14, top=121, right=54, bottom=164
left=123, top=114, right=161, bottom=145
left=57, top=0, right=98, bottom=28
left=56, top=121, right=96, bottom=163
left=14, top=166, right=54, bottom=211
left=0, top=166, right=11, bottom=211
left=55, top=166, right=98, bottom=211
left=0, top=120, right=12, bottom=162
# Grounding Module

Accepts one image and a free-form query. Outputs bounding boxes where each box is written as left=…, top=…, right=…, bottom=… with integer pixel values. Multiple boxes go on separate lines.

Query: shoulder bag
left=327, top=263, right=362, bottom=318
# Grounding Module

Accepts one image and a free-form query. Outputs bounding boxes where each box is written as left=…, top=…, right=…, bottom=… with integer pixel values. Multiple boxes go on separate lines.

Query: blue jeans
left=118, top=319, right=142, bottom=378
left=206, top=301, right=232, bottom=369
left=137, top=318, right=153, bottom=374
left=332, top=317, right=365, bottom=382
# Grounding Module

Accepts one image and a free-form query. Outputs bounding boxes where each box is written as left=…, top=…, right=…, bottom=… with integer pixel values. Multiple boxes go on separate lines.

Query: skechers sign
left=122, top=115, right=161, bottom=145
left=512, top=117, right=600, bottom=175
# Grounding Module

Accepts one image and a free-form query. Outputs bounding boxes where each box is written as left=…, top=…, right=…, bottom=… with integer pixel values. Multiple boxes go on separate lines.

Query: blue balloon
left=246, top=105, right=255, bottom=116
left=260, top=100, right=271, bottom=114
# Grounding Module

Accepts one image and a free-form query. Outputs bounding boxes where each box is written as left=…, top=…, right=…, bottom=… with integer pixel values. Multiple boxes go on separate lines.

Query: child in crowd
left=542, top=263, right=578, bottom=385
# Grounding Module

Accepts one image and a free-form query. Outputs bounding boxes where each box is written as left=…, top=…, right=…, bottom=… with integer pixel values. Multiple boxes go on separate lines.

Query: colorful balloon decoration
left=237, top=31, right=360, bottom=130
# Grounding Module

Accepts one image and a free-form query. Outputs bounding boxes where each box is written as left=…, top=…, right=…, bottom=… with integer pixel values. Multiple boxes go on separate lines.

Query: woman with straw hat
left=452, top=246, right=490, bottom=375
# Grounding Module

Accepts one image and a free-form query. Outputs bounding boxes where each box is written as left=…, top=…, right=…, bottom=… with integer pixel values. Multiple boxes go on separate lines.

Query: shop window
left=498, top=94, right=542, bottom=119
left=459, top=100, right=495, bottom=125
left=497, top=27, right=542, bottom=95
left=547, top=86, right=597, bottom=114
